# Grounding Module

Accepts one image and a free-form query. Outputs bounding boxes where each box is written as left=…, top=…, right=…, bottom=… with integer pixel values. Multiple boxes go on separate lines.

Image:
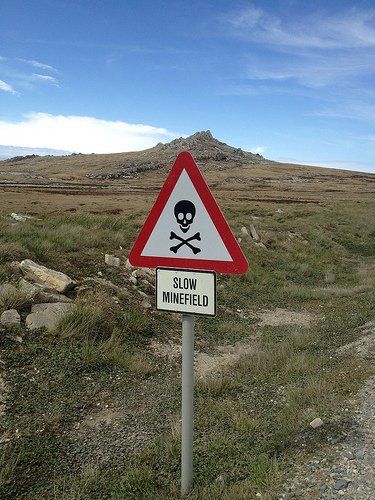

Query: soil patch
left=336, top=321, right=375, bottom=359
left=196, top=339, right=257, bottom=378
left=258, top=307, right=316, bottom=327
left=149, top=339, right=181, bottom=360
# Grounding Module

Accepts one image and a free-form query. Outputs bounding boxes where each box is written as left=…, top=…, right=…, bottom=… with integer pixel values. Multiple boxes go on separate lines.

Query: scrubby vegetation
left=0, top=191, right=374, bottom=498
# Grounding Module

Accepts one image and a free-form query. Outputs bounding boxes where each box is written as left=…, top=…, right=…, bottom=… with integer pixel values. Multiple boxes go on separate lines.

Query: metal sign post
left=181, top=314, right=195, bottom=496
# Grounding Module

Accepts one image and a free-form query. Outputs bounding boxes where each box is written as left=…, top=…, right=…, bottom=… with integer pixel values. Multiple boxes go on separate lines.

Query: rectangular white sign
left=156, top=268, right=216, bottom=316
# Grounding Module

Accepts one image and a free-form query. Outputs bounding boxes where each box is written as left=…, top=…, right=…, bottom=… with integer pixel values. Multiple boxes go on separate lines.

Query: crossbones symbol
left=170, top=231, right=201, bottom=254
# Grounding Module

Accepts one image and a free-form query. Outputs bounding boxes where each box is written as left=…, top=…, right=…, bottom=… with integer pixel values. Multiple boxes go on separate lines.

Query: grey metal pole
left=181, top=314, right=195, bottom=496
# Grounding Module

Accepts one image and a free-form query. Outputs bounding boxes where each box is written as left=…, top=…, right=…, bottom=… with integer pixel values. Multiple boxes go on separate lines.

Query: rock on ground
left=25, top=302, right=73, bottom=331
left=0, top=309, right=21, bottom=327
left=10, top=212, right=34, bottom=222
left=19, top=278, right=72, bottom=303
left=105, top=254, right=120, bottom=267
left=19, top=259, right=76, bottom=294
left=310, top=417, right=324, bottom=429
left=249, top=224, right=261, bottom=242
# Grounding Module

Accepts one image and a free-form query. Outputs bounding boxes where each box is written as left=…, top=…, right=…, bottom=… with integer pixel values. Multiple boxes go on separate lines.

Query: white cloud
left=18, top=58, right=57, bottom=71
left=245, top=51, right=375, bottom=88
left=312, top=102, right=375, bottom=122
left=32, top=73, right=59, bottom=85
left=226, top=6, right=375, bottom=49
left=0, top=113, right=180, bottom=154
left=223, top=6, right=375, bottom=89
left=252, top=146, right=265, bottom=154
left=0, top=79, right=18, bottom=95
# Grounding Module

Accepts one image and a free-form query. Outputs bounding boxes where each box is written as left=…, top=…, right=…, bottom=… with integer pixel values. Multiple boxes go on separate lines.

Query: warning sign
left=128, top=151, right=248, bottom=274
left=156, top=268, right=216, bottom=316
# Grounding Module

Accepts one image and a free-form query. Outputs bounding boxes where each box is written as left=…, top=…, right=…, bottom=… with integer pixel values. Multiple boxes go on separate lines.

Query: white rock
left=10, top=213, right=32, bottom=222
left=104, top=254, right=120, bottom=267
left=249, top=224, right=260, bottom=242
left=129, top=276, right=137, bottom=285
left=25, top=302, right=74, bottom=331
left=141, top=299, right=152, bottom=309
left=1, top=309, right=21, bottom=327
left=18, top=278, right=71, bottom=303
left=310, top=417, right=324, bottom=429
left=19, top=260, right=76, bottom=294
left=240, top=226, right=249, bottom=236
left=125, top=259, right=133, bottom=270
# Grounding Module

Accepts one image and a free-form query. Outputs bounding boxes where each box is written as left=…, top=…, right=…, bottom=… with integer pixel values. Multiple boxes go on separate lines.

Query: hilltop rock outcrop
left=87, top=130, right=267, bottom=180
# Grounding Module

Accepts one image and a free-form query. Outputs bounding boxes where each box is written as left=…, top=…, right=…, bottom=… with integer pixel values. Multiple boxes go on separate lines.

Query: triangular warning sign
left=129, top=152, right=248, bottom=274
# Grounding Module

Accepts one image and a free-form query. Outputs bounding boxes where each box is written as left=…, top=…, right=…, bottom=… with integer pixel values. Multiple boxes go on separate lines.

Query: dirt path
left=280, top=323, right=375, bottom=499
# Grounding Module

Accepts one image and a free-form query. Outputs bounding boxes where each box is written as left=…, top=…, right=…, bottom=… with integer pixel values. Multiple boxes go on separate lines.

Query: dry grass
left=0, top=284, right=31, bottom=313
left=56, top=302, right=112, bottom=339
left=196, top=375, right=240, bottom=397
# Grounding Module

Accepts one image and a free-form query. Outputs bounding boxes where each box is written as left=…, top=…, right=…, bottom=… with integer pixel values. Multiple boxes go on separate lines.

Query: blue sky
left=0, top=0, right=374, bottom=172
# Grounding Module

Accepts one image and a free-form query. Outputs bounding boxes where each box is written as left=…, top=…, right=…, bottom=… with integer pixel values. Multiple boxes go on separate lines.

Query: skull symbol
left=174, top=200, right=196, bottom=233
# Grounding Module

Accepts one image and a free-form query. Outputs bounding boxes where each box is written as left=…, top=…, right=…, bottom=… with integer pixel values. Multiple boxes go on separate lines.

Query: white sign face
left=156, top=268, right=216, bottom=316
left=142, top=170, right=232, bottom=262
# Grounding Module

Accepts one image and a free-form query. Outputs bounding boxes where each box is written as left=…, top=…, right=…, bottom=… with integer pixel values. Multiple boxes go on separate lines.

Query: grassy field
left=0, top=166, right=374, bottom=498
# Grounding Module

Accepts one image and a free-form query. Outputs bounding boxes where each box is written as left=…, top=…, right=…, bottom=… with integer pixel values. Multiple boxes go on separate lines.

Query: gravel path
left=281, top=377, right=375, bottom=499
left=280, top=323, right=375, bottom=499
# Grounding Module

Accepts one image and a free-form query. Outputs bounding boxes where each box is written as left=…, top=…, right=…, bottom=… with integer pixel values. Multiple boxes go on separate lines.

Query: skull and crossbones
left=169, top=200, right=201, bottom=254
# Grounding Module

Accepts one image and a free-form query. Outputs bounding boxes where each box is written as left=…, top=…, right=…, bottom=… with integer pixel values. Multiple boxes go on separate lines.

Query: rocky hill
left=0, top=131, right=268, bottom=183
left=86, top=130, right=267, bottom=180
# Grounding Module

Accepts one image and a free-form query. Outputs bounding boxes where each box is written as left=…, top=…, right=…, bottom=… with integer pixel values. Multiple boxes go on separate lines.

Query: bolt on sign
left=128, top=151, right=248, bottom=496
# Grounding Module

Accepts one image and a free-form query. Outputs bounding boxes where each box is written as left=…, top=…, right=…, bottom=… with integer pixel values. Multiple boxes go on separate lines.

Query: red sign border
left=128, top=151, right=249, bottom=274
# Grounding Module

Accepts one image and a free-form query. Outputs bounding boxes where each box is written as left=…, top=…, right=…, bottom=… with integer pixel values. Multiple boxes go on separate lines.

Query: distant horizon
left=0, top=135, right=373, bottom=175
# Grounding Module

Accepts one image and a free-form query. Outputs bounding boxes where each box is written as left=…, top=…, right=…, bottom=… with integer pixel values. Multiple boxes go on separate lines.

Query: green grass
left=0, top=199, right=374, bottom=498
left=0, top=213, right=136, bottom=279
